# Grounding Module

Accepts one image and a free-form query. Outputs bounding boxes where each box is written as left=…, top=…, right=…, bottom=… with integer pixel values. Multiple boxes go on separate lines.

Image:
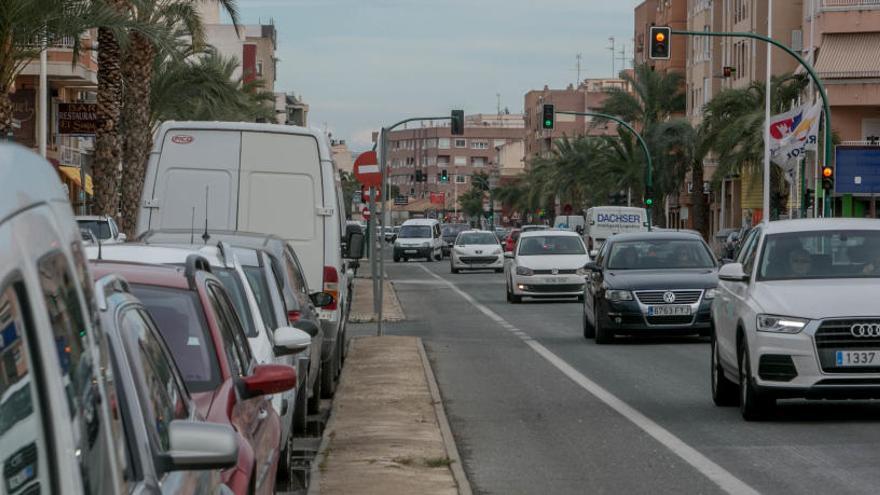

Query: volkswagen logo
left=551, top=268, right=559, bottom=275
left=663, top=291, right=676, bottom=303
left=851, top=323, right=880, bottom=338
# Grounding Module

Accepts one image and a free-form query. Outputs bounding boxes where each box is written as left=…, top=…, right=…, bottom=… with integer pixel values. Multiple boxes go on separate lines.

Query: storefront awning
left=57, top=166, right=93, bottom=196
left=815, top=33, right=880, bottom=79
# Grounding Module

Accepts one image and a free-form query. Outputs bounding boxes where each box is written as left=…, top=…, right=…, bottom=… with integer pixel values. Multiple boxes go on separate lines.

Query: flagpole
left=762, top=0, right=773, bottom=223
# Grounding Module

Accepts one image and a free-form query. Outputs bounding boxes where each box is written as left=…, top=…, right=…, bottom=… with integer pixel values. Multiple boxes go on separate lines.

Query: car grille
left=460, top=256, right=498, bottom=264
left=645, top=315, right=694, bottom=326
left=522, top=284, right=583, bottom=293
left=815, top=319, right=880, bottom=373
left=533, top=269, right=577, bottom=275
left=635, top=290, right=703, bottom=305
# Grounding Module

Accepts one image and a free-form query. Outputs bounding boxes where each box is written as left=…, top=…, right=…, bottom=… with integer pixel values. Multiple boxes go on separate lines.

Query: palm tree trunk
left=691, top=161, right=708, bottom=238
left=0, top=91, right=12, bottom=138
left=93, top=21, right=123, bottom=217
left=119, top=32, right=154, bottom=236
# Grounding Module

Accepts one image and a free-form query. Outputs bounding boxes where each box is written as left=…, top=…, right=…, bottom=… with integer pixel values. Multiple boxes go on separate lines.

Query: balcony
left=822, top=0, right=880, bottom=10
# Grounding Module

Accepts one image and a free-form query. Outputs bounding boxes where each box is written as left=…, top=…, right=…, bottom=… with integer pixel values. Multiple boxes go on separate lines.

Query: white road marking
left=415, top=263, right=759, bottom=495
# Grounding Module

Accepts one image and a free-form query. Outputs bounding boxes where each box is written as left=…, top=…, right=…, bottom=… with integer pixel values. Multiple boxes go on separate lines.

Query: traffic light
left=649, top=26, right=671, bottom=60
left=440, top=169, right=448, bottom=182
left=644, top=186, right=654, bottom=207
left=804, top=188, right=814, bottom=209
left=451, top=110, right=464, bottom=135
left=541, top=104, right=555, bottom=130
left=822, top=166, right=834, bottom=191
left=414, top=170, right=422, bottom=182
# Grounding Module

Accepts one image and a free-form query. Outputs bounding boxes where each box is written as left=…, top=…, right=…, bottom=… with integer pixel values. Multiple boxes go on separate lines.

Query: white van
left=584, top=206, right=648, bottom=254
left=553, top=215, right=586, bottom=232
left=136, top=121, right=364, bottom=397
left=393, top=219, right=443, bottom=262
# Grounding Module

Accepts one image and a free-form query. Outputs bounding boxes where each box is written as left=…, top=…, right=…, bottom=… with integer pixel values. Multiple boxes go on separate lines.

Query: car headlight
left=756, top=315, right=808, bottom=334
left=492, top=247, right=502, bottom=254
left=704, top=288, right=719, bottom=300
left=605, top=289, right=633, bottom=301
left=515, top=266, right=533, bottom=276
left=421, top=242, right=431, bottom=248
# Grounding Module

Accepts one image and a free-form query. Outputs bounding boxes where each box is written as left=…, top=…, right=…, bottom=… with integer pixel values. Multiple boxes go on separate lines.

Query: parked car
left=504, top=230, right=590, bottom=303
left=90, top=256, right=299, bottom=494
left=582, top=231, right=718, bottom=344
left=520, top=224, right=550, bottom=232
left=76, top=214, right=127, bottom=244
left=394, top=219, right=444, bottom=262
left=440, top=223, right=470, bottom=257
left=136, top=121, right=365, bottom=401
left=503, top=228, right=522, bottom=252
left=93, top=274, right=239, bottom=493
left=712, top=219, right=880, bottom=420
left=140, top=229, right=332, bottom=402
left=450, top=230, right=504, bottom=273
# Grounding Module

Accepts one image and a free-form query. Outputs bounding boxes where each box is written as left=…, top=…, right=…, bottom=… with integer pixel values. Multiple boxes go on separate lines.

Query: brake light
left=287, top=310, right=301, bottom=323
left=323, top=266, right=339, bottom=311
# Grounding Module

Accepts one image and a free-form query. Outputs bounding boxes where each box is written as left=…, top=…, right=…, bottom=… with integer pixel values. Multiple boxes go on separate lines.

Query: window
left=213, top=268, right=257, bottom=337
left=437, top=156, right=450, bottom=166
left=0, top=283, right=53, bottom=494
left=606, top=239, right=715, bottom=269
left=76, top=219, right=112, bottom=240
left=207, top=285, right=253, bottom=375
left=471, top=157, right=487, bottom=167
left=758, top=230, right=880, bottom=281
left=256, top=60, right=263, bottom=76
left=243, top=266, right=277, bottom=331
left=518, top=235, right=586, bottom=256
left=738, top=229, right=761, bottom=277
left=398, top=225, right=432, bottom=239
left=470, top=140, right=488, bottom=150
left=438, top=138, right=450, bottom=149
left=456, top=232, right=498, bottom=245
left=38, top=251, right=114, bottom=493
left=455, top=175, right=467, bottom=184
left=454, top=156, right=466, bottom=166
left=120, top=309, right=188, bottom=451
left=454, top=139, right=466, bottom=148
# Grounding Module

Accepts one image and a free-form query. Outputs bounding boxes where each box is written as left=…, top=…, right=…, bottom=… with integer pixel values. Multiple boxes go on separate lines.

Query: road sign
left=354, top=151, right=382, bottom=187
left=362, top=206, right=371, bottom=219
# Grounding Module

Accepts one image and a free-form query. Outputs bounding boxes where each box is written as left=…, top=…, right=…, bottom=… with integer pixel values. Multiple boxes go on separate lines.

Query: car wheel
left=320, top=355, right=337, bottom=399
left=711, top=337, right=738, bottom=407
left=308, top=366, right=322, bottom=415
left=451, top=265, right=459, bottom=274
left=594, top=304, right=613, bottom=344
left=293, top=376, right=308, bottom=435
left=507, top=280, right=521, bottom=303
left=393, top=256, right=400, bottom=263
left=434, top=251, right=442, bottom=261
left=738, top=344, right=774, bottom=420
left=582, top=301, right=595, bottom=339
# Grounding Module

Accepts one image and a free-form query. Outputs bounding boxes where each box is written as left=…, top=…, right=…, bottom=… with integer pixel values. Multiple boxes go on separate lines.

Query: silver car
left=450, top=230, right=504, bottom=273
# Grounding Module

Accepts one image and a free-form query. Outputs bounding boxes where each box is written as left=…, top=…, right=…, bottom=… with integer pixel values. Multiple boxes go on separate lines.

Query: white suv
left=712, top=219, right=880, bottom=420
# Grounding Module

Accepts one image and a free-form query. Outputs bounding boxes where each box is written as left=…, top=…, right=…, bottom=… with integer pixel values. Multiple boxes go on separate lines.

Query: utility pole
left=608, top=37, right=616, bottom=78
left=617, top=44, right=628, bottom=74
left=575, top=53, right=583, bottom=85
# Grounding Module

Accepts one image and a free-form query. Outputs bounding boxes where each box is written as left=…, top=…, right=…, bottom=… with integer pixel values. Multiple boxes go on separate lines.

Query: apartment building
left=635, top=0, right=687, bottom=74
left=384, top=115, right=524, bottom=209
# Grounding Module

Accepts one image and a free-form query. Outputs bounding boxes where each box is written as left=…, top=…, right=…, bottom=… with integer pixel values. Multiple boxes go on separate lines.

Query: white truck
left=584, top=206, right=648, bottom=254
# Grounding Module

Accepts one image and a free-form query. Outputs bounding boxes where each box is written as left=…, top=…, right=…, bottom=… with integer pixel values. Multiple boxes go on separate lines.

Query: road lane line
left=415, top=264, right=759, bottom=495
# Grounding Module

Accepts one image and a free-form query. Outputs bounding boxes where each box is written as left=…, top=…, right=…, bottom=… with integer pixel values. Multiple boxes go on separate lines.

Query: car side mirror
left=292, top=318, right=320, bottom=337
left=718, top=262, right=748, bottom=282
left=589, top=249, right=599, bottom=258
left=503, top=252, right=514, bottom=259
left=310, top=291, right=334, bottom=308
left=160, top=421, right=239, bottom=472
left=240, top=364, right=296, bottom=399
left=117, top=233, right=127, bottom=242
left=345, top=231, right=365, bottom=259
left=273, top=326, right=311, bottom=356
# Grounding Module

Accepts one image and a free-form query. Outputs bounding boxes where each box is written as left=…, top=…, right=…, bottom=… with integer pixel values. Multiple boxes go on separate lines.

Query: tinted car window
left=76, top=220, right=112, bottom=240
left=243, top=266, right=277, bottom=331
left=213, top=268, right=256, bottom=338
left=758, top=230, right=880, bottom=281
left=120, top=309, right=188, bottom=450
left=517, top=236, right=586, bottom=256
left=207, top=285, right=252, bottom=377
left=398, top=225, right=431, bottom=238
left=607, top=239, right=715, bottom=270
left=129, top=285, right=221, bottom=393
left=456, top=233, right=498, bottom=245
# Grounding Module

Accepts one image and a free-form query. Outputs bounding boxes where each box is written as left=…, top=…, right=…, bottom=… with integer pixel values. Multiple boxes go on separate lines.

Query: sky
left=233, top=0, right=640, bottom=150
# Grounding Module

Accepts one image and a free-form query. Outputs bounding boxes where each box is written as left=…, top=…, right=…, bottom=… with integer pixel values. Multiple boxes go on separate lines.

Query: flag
left=768, top=102, right=822, bottom=171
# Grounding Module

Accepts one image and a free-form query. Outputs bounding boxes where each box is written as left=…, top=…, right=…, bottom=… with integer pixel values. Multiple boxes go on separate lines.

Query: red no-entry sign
left=362, top=206, right=371, bottom=219
left=354, top=151, right=382, bottom=188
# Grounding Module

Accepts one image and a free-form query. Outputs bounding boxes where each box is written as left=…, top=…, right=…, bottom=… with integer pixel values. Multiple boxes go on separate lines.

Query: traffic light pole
left=670, top=29, right=833, bottom=217
left=376, top=115, right=455, bottom=336
left=556, top=110, right=654, bottom=231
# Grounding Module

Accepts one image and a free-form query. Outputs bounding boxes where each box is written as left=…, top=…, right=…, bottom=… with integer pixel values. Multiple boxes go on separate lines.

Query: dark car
left=441, top=223, right=470, bottom=257
left=582, top=231, right=719, bottom=344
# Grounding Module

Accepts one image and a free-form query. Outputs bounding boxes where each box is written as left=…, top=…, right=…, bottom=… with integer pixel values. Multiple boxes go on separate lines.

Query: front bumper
left=452, top=253, right=503, bottom=269
left=394, top=246, right=432, bottom=258
left=511, top=274, right=585, bottom=297
left=594, top=297, right=713, bottom=333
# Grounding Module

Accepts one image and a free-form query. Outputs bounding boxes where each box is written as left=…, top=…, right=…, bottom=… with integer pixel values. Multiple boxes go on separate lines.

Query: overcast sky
left=234, top=0, right=640, bottom=150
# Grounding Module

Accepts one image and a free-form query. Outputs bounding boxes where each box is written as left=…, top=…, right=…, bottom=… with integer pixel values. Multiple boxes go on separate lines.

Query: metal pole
left=39, top=43, right=47, bottom=158
left=377, top=128, right=388, bottom=336
left=368, top=186, right=379, bottom=333
left=762, top=0, right=773, bottom=223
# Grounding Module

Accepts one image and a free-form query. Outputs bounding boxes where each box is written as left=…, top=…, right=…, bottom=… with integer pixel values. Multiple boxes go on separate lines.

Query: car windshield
left=517, top=235, right=585, bottom=255
left=399, top=225, right=432, bottom=238
left=77, top=220, right=112, bottom=240
left=758, top=230, right=880, bottom=281
left=456, top=233, right=497, bottom=245
left=442, top=224, right=469, bottom=237
left=129, top=285, right=221, bottom=393
left=607, top=239, right=715, bottom=270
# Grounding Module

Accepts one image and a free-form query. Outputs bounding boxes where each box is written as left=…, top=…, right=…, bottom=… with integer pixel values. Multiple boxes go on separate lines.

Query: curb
left=417, top=339, right=473, bottom=495
left=306, top=341, right=347, bottom=495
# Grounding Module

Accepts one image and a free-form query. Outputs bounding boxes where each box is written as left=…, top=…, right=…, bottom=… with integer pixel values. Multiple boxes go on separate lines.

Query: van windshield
left=399, top=225, right=432, bottom=238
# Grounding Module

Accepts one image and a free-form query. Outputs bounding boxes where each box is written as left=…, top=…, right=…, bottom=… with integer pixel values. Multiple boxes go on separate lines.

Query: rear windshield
left=442, top=224, right=469, bottom=237
left=243, top=266, right=277, bottom=331
left=456, top=233, right=498, bottom=245
left=213, top=268, right=257, bottom=337
left=130, top=285, right=221, bottom=393
left=607, top=239, right=715, bottom=270
left=77, top=220, right=112, bottom=240
left=399, top=225, right=431, bottom=238
left=518, top=235, right=586, bottom=255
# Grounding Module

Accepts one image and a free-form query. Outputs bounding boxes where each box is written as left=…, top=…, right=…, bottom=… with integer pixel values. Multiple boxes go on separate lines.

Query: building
left=331, top=139, right=354, bottom=174
left=280, top=92, right=309, bottom=126
left=384, top=114, right=525, bottom=212
left=634, top=0, right=687, bottom=74
left=523, top=78, right=627, bottom=163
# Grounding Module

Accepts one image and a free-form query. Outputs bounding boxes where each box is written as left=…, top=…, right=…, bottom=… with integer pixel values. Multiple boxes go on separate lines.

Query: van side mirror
left=345, top=231, right=365, bottom=259
left=160, top=421, right=239, bottom=472
left=310, top=291, right=335, bottom=308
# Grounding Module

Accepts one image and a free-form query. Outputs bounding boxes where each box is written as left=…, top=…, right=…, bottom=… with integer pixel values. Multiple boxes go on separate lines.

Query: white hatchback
left=504, top=230, right=590, bottom=302
left=450, top=230, right=504, bottom=273
left=712, top=219, right=880, bottom=420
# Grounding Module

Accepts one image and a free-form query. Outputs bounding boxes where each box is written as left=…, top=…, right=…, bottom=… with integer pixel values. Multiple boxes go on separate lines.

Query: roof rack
left=95, top=274, right=131, bottom=311
left=184, top=254, right=212, bottom=289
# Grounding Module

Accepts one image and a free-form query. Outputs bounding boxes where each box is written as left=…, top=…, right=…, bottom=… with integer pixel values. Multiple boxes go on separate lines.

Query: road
left=350, top=257, right=880, bottom=495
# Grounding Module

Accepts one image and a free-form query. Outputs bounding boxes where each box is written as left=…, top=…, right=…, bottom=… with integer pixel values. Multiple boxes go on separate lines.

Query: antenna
left=576, top=53, right=582, bottom=85
left=202, top=186, right=210, bottom=244
left=608, top=37, right=616, bottom=77
left=190, top=207, right=196, bottom=244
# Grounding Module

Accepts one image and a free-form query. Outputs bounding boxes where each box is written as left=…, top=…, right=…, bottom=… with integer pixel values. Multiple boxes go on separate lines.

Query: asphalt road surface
left=350, top=258, right=880, bottom=495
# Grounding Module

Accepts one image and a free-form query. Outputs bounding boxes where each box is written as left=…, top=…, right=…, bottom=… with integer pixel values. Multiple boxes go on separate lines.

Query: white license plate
left=404, top=250, right=417, bottom=254
left=648, top=305, right=692, bottom=316
left=541, top=277, right=565, bottom=284
left=836, top=350, right=880, bottom=367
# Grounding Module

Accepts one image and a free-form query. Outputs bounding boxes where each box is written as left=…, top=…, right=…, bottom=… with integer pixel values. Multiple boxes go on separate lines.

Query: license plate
left=836, top=350, right=880, bottom=367
left=542, top=277, right=564, bottom=284
left=404, top=250, right=417, bottom=254
left=648, top=305, right=692, bottom=316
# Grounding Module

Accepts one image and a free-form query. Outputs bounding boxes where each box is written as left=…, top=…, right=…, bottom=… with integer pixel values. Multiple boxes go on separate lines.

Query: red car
left=91, top=255, right=296, bottom=495
left=504, top=228, right=522, bottom=252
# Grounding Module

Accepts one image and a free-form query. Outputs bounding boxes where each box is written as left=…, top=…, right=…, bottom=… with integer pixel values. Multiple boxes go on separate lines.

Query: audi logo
left=663, top=291, right=676, bottom=303
left=851, top=323, right=880, bottom=338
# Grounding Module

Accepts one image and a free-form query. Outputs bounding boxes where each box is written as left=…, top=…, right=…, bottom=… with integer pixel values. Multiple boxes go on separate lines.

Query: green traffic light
left=645, top=198, right=654, bottom=206
left=544, top=120, right=552, bottom=127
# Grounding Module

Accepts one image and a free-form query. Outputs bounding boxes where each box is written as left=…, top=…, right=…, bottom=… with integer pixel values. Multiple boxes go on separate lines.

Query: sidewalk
left=310, top=336, right=470, bottom=495
left=349, top=276, right=405, bottom=323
